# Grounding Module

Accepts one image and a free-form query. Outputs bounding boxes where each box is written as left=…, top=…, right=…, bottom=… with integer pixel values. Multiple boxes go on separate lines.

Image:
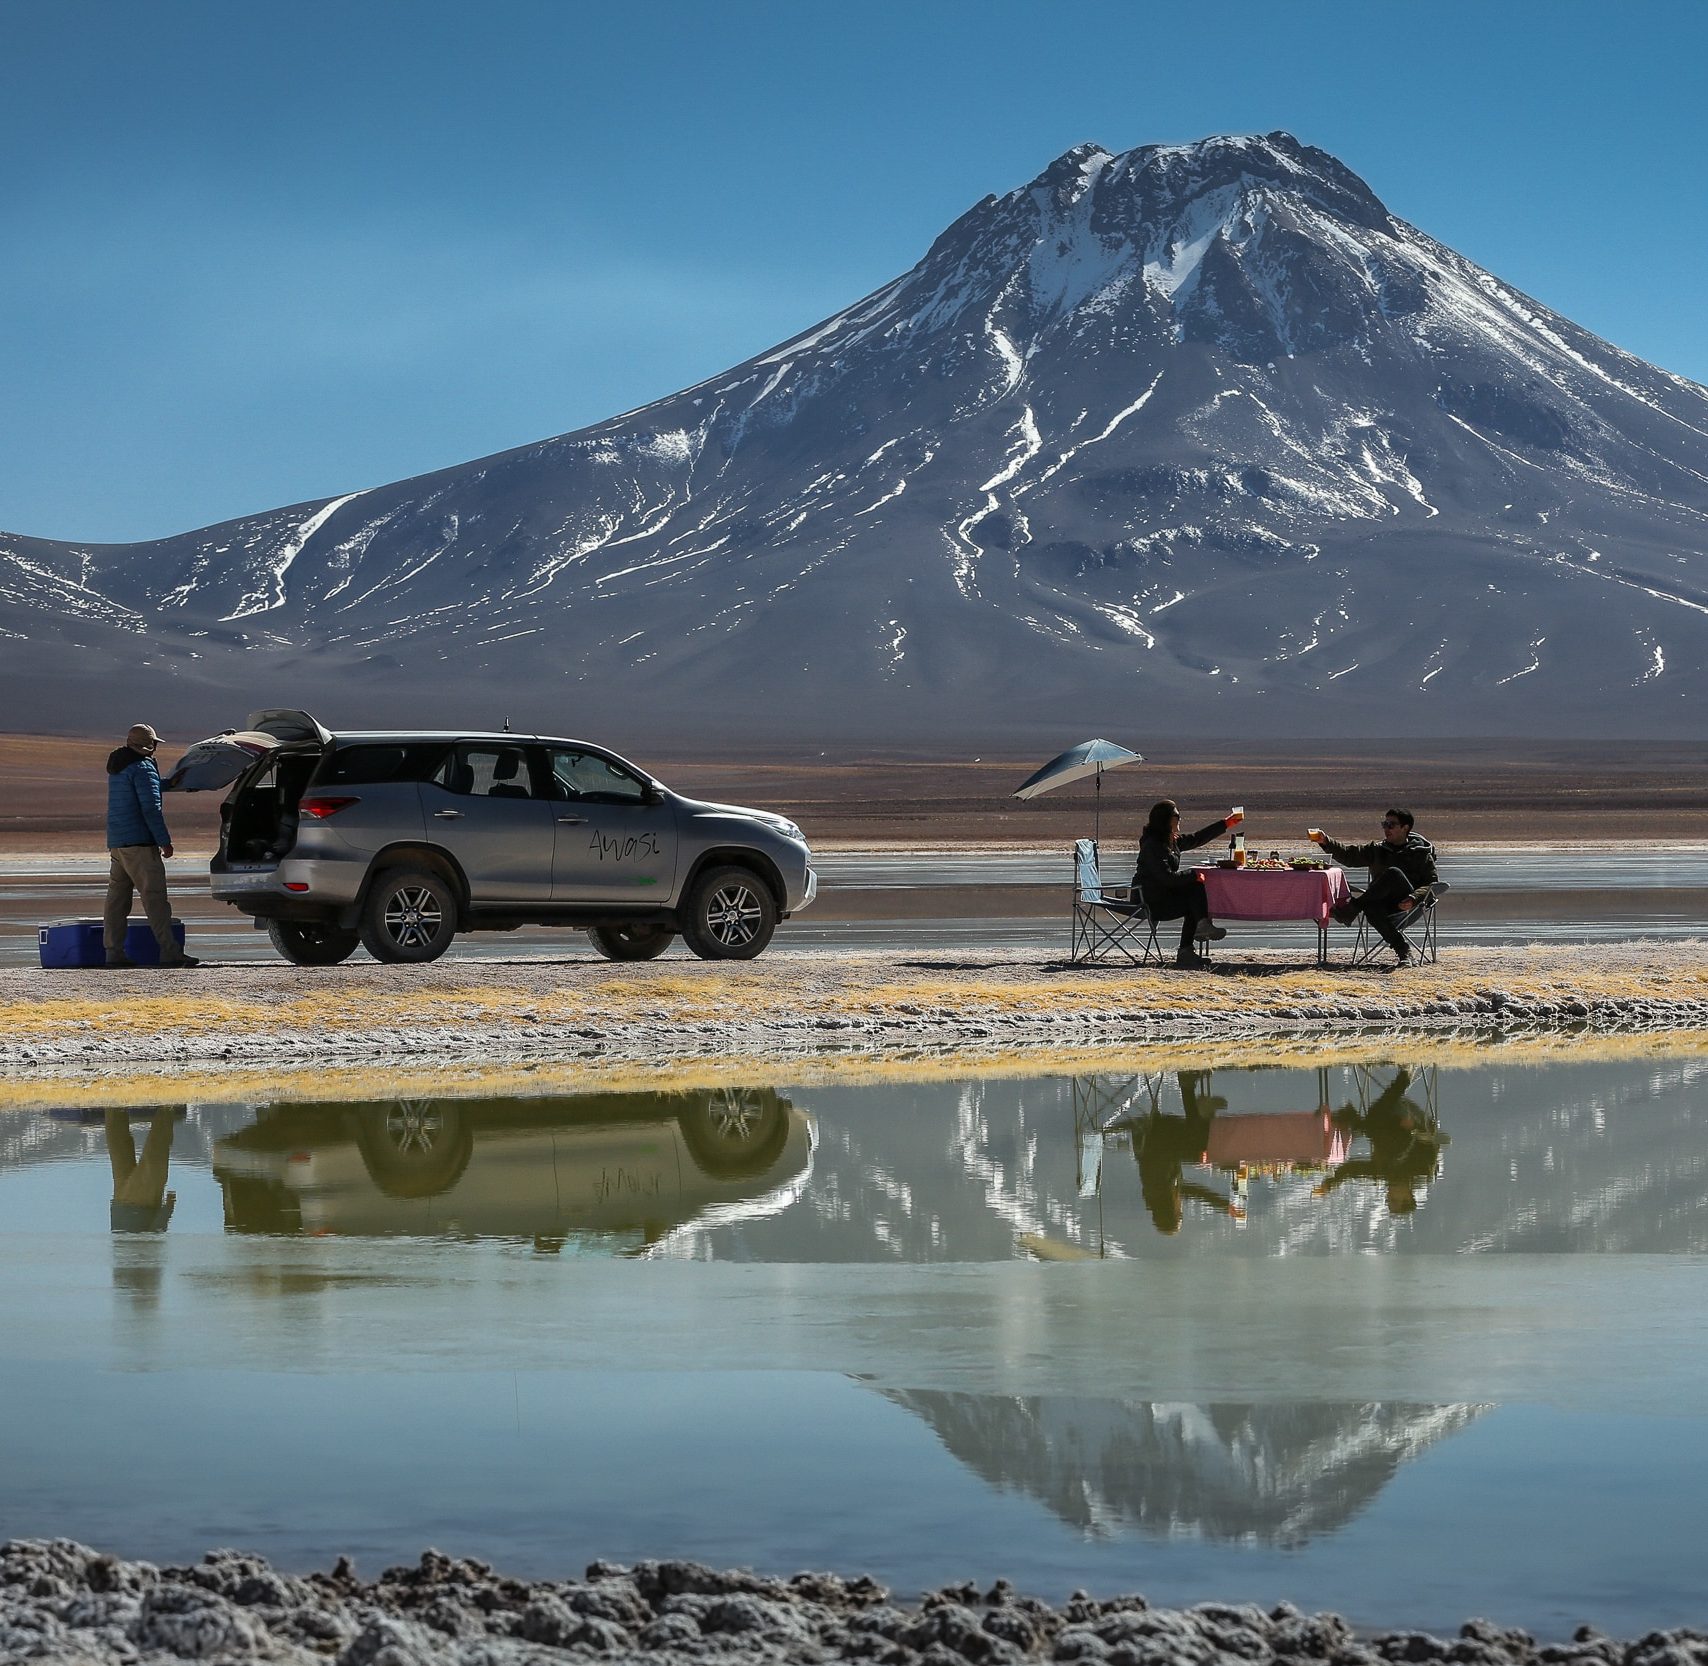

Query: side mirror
left=642, top=783, right=666, bottom=806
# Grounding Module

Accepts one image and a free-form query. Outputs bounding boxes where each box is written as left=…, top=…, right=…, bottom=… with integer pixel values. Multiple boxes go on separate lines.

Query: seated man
left=1311, top=808, right=1437, bottom=964
left=1314, top=1067, right=1447, bottom=1216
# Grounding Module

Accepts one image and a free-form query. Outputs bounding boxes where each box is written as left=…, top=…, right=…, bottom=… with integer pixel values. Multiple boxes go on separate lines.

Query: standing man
left=105, top=723, right=201, bottom=968
left=1310, top=808, right=1437, bottom=965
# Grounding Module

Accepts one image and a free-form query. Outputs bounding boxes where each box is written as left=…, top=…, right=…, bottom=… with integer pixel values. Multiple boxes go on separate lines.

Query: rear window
left=318, top=743, right=449, bottom=787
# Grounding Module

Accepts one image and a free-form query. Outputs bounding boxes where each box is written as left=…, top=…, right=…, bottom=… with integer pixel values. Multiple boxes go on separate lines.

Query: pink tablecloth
left=1198, top=866, right=1352, bottom=925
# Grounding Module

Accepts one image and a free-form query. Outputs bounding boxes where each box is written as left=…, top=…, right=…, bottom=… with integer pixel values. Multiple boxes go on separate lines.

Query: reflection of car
left=201, top=710, right=816, bottom=965
left=210, top=1088, right=814, bottom=1250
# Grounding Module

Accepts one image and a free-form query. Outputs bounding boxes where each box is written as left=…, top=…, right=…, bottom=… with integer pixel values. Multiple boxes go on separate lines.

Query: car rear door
left=419, top=742, right=555, bottom=903
left=543, top=746, right=678, bottom=904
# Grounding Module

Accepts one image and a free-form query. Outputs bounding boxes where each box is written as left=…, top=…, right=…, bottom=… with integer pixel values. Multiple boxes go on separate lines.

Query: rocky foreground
left=4, top=1541, right=1706, bottom=1666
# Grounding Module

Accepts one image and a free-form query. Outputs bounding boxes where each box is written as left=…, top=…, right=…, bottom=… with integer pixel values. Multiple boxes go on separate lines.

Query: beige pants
left=106, top=1108, right=177, bottom=1232
left=104, top=844, right=178, bottom=961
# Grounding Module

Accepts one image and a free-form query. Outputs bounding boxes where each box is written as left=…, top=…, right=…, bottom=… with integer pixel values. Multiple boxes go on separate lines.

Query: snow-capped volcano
left=6, top=130, right=1708, bottom=741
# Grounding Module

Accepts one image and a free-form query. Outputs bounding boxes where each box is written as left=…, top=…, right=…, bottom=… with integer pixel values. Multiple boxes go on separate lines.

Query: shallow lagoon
left=3, top=1055, right=1707, bottom=1633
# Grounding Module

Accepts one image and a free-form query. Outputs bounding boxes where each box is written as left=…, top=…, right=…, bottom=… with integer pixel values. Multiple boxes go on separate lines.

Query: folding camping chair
left=1350, top=880, right=1451, bottom=967
left=1070, top=839, right=1164, bottom=965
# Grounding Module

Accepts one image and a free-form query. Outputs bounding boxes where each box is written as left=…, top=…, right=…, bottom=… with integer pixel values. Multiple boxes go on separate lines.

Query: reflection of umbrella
left=162, top=731, right=277, bottom=793
left=1012, top=739, right=1142, bottom=844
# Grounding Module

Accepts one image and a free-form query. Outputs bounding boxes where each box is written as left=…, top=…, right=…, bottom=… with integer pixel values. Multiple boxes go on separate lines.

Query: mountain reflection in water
left=880, top=1391, right=1487, bottom=1546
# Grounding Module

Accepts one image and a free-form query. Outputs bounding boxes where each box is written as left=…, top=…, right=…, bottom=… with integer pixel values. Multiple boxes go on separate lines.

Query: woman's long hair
left=1143, top=799, right=1179, bottom=844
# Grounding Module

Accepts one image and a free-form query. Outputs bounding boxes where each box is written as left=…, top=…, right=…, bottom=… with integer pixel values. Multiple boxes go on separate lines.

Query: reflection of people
left=1133, top=800, right=1241, bottom=969
left=1125, top=1072, right=1242, bottom=1234
left=106, top=1108, right=178, bottom=1232
left=1314, top=1069, right=1445, bottom=1215
left=1311, top=809, right=1437, bottom=965
left=105, top=722, right=201, bottom=969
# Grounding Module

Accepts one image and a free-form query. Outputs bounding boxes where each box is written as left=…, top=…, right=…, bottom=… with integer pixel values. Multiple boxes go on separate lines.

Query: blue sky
left=4, top=0, right=1705, bottom=544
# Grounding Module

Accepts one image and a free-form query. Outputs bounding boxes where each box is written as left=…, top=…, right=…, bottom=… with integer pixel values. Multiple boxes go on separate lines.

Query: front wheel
left=267, top=920, right=360, bottom=966
left=359, top=868, right=458, bottom=964
left=680, top=865, right=778, bottom=960
left=587, top=924, right=676, bottom=961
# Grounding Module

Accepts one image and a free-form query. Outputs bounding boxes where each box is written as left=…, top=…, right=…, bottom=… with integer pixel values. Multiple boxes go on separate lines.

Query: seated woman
left=1125, top=1070, right=1241, bottom=1235
left=1132, top=799, right=1241, bottom=968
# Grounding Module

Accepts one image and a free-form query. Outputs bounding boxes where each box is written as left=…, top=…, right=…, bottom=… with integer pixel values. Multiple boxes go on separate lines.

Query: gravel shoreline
left=5, top=944, right=1708, bottom=1080
left=7, top=1539, right=1705, bottom=1666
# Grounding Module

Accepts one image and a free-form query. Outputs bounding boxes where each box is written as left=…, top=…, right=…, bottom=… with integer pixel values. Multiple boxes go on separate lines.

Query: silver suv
left=208, top=713, right=816, bottom=966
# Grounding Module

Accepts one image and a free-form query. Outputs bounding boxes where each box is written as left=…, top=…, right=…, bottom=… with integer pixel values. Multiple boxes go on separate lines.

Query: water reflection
left=1315, top=1068, right=1448, bottom=1217
left=1060, top=1065, right=1446, bottom=1251
left=105, top=1108, right=181, bottom=1232
left=12, top=1055, right=1708, bottom=1258
left=882, top=1391, right=1487, bottom=1546
left=210, top=1087, right=814, bottom=1249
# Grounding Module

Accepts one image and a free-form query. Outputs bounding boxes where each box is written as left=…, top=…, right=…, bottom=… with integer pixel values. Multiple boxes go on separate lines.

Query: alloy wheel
left=383, top=1100, right=444, bottom=1155
left=383, top=886, right=444, bottom=951
left=705, top=883, right=763, bottom=948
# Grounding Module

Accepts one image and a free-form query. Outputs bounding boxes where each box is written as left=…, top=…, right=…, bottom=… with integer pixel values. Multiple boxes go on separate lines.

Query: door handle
left=556, top=815, right=587, bottom=825
left=433, top=809, right=464, bottom=820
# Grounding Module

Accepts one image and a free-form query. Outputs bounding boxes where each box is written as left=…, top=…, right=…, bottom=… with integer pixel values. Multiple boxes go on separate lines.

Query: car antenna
left=503, top=716, right=511, bottom=733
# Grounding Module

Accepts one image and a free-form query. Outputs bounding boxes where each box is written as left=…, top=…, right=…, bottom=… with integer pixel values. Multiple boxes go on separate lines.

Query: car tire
left=359, top=867, right=458, bottom=964
left=680, top=865, right=778, bottom=960
left=348, top=1101, right=471, bottom=1199
left=587, top=924, right=676, bottom=961
left=677, top=1087, right=790, bottom=1179
left=266, top=920, right=361, bottom=966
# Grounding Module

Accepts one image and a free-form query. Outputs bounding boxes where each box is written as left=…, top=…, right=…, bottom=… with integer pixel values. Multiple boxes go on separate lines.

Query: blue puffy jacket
left=106, top=747, right=172, bottom=849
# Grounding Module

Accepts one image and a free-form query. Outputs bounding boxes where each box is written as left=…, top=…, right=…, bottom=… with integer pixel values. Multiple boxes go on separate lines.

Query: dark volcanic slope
left=6, top=132, right=1708, bottom=742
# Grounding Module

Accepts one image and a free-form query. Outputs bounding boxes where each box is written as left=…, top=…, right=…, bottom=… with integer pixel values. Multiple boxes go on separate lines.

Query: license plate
left=216, top=871, right=277, bottom=892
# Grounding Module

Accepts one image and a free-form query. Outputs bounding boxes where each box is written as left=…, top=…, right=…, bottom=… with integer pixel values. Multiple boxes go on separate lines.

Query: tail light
left=300, top=796, right=359, bottom=820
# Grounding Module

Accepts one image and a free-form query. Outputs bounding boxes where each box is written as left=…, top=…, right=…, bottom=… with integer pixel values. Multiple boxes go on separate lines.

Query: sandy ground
left=4, top=943, right=1708, bottom=1092
left=8, top=732, right=1708, bottom=851
left=2, top=1538, right=1698, bottom=1664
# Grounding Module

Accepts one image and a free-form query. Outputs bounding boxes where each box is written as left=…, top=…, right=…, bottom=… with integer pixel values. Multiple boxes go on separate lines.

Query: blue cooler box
left=38, top=918, right=186, bottom=968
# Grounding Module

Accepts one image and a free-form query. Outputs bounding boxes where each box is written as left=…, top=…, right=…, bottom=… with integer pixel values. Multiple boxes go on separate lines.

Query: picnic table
left=1195, top=865, right=1353, bottom=965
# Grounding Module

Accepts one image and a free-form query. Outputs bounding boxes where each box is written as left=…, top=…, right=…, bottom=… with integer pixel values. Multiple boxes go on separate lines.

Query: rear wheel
left=266, top=920, right=360, bottom=966
left=359, top=868, right=458, bottom=964
left=677, top=1087, right=790, bottom=1178
left=680, top=865, right=778, bottom=960
left=587, top=924, right=675, bottom=961
left=348, top=1102, right=471, bottom=1198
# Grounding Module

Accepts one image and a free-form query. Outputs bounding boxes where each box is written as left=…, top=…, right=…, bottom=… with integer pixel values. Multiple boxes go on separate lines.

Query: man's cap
left=126, top=723, right=161, bottom=746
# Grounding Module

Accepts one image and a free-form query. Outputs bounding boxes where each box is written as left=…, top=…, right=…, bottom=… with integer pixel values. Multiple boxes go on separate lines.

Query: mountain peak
left=1119, top=130, right=1394, bottom=233
left=1031, top=141, right=1114, bottom=187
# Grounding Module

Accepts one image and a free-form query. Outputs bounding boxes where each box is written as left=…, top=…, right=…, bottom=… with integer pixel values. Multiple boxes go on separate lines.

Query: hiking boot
left=160, top=954, right=204, bottom=969
left=1390, top=946, right=1412, bottom=969
left=103, top=954, right=136, bottom=969
left=1331, top=902, right=1359, bottom=927
left=1194, top=921, right=1228, bottom=942
left=1174, top=949, right=1208, bottom=970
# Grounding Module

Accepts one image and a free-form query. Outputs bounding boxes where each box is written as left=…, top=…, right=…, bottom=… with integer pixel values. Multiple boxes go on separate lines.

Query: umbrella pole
left=1094, top=768, right=1101, bottom=850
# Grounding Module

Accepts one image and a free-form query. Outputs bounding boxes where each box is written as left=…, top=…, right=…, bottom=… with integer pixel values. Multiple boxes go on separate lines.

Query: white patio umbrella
left=1012, top=738, right=1143, bottom=844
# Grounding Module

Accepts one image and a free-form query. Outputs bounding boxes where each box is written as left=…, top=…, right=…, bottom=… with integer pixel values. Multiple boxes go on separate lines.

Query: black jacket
left=1319, top=831, right=1437, bottom=889
left=1132, top=818, right=1227, bottom=908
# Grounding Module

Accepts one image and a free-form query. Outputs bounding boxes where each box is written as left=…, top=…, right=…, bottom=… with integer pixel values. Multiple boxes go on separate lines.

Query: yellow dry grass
left=2, top=1026, right=1706, bottom=1118
left=4, top=948, right=1708, bottom=1043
